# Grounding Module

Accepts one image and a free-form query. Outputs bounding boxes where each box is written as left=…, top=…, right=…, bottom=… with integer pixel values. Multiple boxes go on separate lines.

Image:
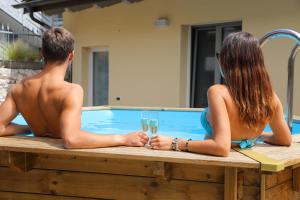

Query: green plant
left=4, top=40, right=41, bottom=62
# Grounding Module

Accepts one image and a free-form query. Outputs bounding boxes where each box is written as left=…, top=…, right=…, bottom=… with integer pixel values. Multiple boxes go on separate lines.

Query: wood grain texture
left=265, top=168, right=292, bottom=189
left=224, top=167, right=237, bottom=200
left=0, top=191, right=104, bottom=200
left=260, top=174, right=266, bottom=200
left=0, top=151, right=8, bottom=166
left=239, top=139, right=300, bottom=170
left=265, top=181, right=293, bottom=200
left=0, top=136, right=259, bottom=168
left=293, top=167, right=300, bottom=192
left=0, top=167, right=224, bottom=200
left=35, top=154, right=225, bottom=183
left=8, top=151, right=37, bottom=172
left=1, top=151, right=266, bottom=187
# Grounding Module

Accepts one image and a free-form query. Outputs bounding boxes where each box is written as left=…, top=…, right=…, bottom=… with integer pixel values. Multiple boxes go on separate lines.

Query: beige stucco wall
left=64, top=0, right=300, bottom=115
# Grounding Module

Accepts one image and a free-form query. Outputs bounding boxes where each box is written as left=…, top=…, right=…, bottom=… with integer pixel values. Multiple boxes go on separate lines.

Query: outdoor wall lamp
left=154, top=17, right=170, bottom=28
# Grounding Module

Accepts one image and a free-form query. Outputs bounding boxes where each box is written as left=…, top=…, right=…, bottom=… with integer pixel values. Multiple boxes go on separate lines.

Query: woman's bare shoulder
left=207, top=84, right=230, bottom=97
left=271, top=92, right=282, bottom=109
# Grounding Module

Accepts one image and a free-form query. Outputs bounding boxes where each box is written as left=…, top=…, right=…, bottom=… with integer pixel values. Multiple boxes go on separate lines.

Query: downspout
left=29, top=8, right=51, bottom=29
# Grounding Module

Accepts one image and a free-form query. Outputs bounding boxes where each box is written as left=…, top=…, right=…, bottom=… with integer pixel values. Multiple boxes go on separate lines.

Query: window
left=88, top=48, right=109, bottom=106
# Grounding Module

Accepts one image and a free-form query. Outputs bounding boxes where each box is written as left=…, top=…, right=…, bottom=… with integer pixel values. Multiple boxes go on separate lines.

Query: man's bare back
left=0, top=27, right=148, bottom=148
left=12, top=69, right=77, bottom=138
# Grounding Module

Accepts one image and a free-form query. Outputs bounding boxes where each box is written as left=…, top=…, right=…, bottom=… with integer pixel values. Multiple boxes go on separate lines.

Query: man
left=0, top=27, right=148, bottom=148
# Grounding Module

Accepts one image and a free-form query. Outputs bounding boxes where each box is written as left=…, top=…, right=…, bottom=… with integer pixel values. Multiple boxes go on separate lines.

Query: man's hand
left=123, top=131, right=149, bottom=147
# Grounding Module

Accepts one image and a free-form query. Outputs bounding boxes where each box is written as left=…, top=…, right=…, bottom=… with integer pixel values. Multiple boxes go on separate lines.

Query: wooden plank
left=293, top=167, right=300, bottom=192
left=260, top=174, right=266, bottom=200
left=0, top=166, right=224, bottom=200
left=239, top=168, right=260, bottom=187
left=2, top=152, right=263, bottom=187
left=0, top=136, right=259, bottom=169
left=171, top=163, right=224, bottom=183
left=237, top=171, right=244, bottom=200
left=35, top=154, right=157, bottom=177
left=265, top=181, right=293, bottom=200
left=293, top=191, right=300, bottom=199
left=0, top=151, right=8, bottom=166
left=224, top=167, right=237, bottom=200
left=293, top=134, right=300, bottom=143
left=8, top=151, right=37, bottom=172
left=0, top=152, right=228, bottom=184
left=243, top=140, right=300, bottom=170
left=82, top=106, right=204, bottom=112
left=241, top=186, right=260, bottom=200
left=35, top=154, right=225, bottom=183
left=234, top=148, right=284, bottom=172
left=152, top=162, right=171, bottom=181
left=265, top=168, right=292, bottom=189
left=0, top=191, right=103, bottom=200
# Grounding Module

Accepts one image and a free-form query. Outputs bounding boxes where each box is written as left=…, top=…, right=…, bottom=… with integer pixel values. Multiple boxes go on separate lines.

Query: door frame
left=88, top=47, right=109, bottom=106
left=188, top=21, right=242, bottom=108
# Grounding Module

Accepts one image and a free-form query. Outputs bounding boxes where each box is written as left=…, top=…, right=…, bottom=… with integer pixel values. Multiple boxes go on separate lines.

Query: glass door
left=92, top=51, right=109, bottom=106
left=190, top=22, right=242, bottom=108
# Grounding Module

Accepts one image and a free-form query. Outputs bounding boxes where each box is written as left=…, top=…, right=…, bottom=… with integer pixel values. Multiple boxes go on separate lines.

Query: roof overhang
left=13, top=0, right=143, bottom=28
left=13, top=0, right=143, bottom=14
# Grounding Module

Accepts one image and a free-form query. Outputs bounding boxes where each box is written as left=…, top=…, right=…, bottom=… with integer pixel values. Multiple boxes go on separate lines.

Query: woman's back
left=206, top=84, right=271, bottom=141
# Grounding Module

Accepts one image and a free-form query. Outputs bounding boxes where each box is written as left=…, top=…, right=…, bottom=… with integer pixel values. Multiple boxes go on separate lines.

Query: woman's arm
left=262, top=94, right=291, bottom=146
left=150, top=85, right=232, bottom=157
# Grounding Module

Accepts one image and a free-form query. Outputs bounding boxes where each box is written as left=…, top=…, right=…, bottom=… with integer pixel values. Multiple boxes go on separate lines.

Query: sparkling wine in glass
left=149, top=112, right=159, bottom=138
left=140, top=111, right=149, bottom=132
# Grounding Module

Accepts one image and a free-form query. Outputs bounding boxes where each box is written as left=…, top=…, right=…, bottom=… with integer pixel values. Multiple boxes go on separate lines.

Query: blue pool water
left=12, top=109, right=300, bottom=139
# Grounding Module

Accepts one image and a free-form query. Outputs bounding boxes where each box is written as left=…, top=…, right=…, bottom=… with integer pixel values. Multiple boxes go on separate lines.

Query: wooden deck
left=0, top=136, right=258, bottom=168
left=0, top=135, right=299, bottom=199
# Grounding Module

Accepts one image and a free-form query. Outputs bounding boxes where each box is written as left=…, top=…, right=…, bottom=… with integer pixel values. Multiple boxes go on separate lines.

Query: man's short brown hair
left=42, top=27, right=74, bottom=62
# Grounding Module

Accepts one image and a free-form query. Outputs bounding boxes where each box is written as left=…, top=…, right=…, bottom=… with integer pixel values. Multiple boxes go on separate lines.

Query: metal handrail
left=287, top=44, right=300, bottom=130
left=259, top=29, right=300, bottom=131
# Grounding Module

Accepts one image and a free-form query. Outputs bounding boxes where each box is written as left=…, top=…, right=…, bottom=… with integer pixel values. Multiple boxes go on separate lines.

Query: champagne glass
left=140, top=111, right=149, bottom=132
left=141, top=111, right=150, bottom=147
left=149, top=111, right=159, bottom=138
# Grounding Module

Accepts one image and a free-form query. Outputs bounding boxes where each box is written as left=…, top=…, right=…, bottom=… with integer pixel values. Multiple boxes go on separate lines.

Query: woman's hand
left=123, top=131, right=149, bottom=147
left=150, top=135, right=173, bottom=150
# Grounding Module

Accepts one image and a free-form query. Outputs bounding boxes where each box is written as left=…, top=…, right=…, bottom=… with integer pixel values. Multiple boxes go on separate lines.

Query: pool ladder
left=259, top=29, right=300, bottom=131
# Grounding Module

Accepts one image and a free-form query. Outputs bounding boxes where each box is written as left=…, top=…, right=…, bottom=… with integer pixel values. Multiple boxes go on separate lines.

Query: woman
left=150, top=32, right=291, bottom=156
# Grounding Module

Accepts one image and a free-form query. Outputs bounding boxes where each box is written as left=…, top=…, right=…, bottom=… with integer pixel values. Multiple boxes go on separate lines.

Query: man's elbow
left=0, top=125, right=5, bottom=136
left=63, top=135, right=80, bottom=149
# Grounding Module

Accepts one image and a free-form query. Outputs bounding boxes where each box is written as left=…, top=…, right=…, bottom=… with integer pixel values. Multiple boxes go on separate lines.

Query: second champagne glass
left=149, top=111, right=159, bottom=138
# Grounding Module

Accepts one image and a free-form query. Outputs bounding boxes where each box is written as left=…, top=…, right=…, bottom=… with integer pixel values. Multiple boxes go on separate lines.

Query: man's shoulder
left=9, top=81, right=24, bottom=96
left=65, top=83, right=83, bottom=95
left=62, top=83, right=84, bottom=103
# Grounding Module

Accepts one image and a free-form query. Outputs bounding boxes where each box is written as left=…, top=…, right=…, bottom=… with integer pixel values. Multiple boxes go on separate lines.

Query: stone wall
left=0, top=66, right=41, bottom=103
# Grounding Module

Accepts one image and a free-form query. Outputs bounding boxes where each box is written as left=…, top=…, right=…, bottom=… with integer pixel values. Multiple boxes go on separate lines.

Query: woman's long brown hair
left=219, top=32, right=275, bottom=129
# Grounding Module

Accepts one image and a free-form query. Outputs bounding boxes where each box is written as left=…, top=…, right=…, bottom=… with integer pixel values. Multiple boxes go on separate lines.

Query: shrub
left=4, top=40, right=41, bottom=62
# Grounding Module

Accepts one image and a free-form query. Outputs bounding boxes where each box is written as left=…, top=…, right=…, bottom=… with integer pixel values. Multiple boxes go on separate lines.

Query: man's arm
left=60, top=85, right=148, bottom=149
left=0, top=88, right=30, bottom=136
